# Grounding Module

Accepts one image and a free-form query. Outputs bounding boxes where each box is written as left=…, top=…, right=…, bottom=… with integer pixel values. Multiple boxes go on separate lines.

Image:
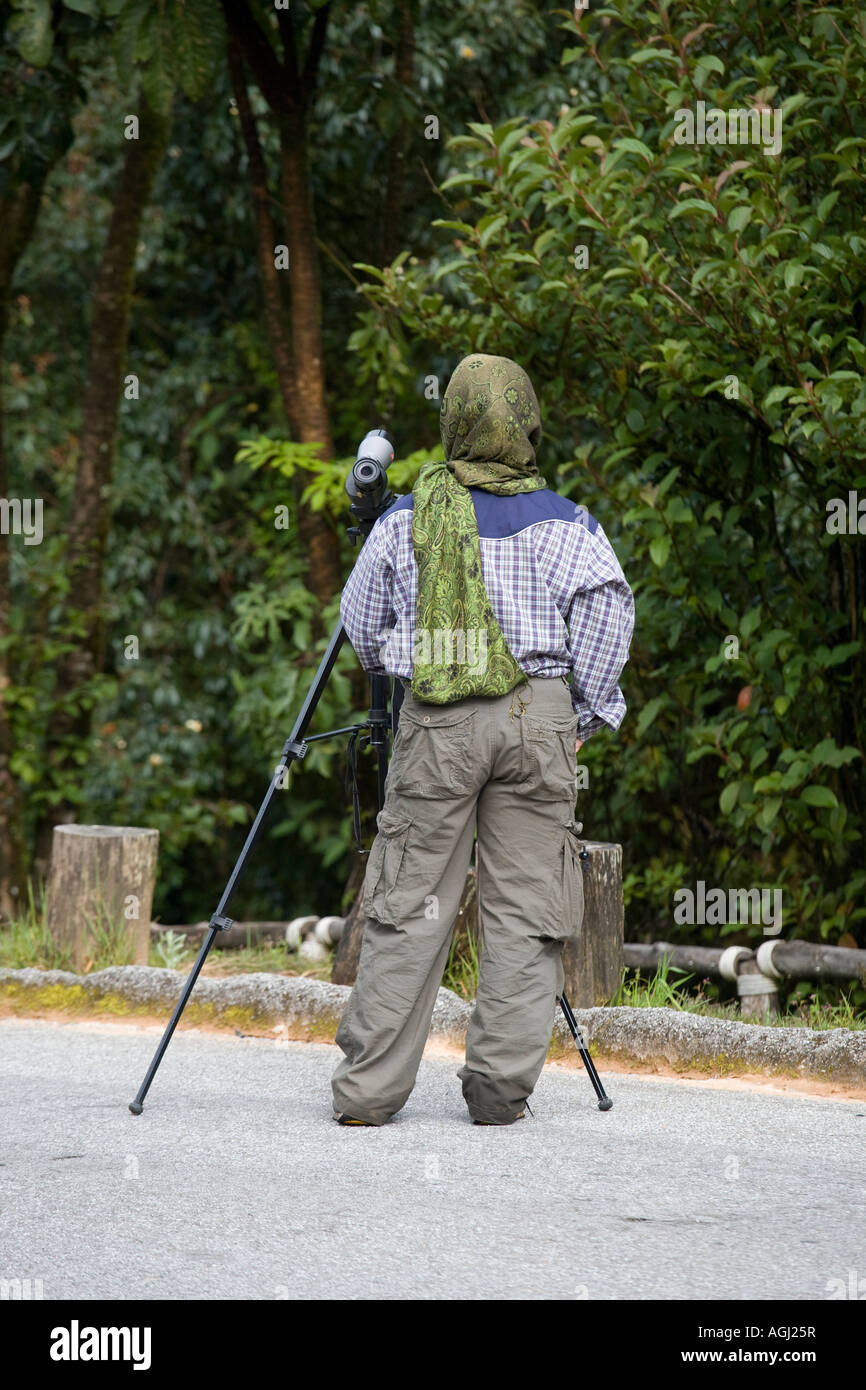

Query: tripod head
left=345, top=428, right=397, bottom=541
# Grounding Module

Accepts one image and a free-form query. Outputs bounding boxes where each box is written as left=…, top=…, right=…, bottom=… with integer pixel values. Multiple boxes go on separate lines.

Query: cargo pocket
left=538, top=820, right=585, bottom=941
left=388, top=705, right=477, bottom=798
left=363, top=808, right=414, bottom=927
left=517, top=712, right=581, bottom=800
left=562, top=819, right=586, bottom=939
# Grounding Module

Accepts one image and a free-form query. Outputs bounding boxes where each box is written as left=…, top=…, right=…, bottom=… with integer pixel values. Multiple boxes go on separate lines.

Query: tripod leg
left=368, top=673, right=391, bottom=811
left=558, top=991, right=613, bottom=1112
left=128, top=619, right=350, bottom=1114
left=129, top=754, right=290, bottom=1114
left=129, top=927, right=218, bottom=1113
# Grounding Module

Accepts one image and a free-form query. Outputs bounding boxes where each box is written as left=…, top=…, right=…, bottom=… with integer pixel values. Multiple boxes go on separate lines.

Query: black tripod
left=129, top=429, right=612, bottom=1115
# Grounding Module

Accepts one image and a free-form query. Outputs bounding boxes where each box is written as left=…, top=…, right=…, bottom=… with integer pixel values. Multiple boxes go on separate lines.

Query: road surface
left=1, top=1018, right=863, bottom=1300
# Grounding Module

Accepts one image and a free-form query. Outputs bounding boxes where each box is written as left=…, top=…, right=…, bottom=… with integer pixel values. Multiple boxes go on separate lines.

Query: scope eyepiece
left=352, top=458, right=383, bottom=492
left=345, top=428, right=397, bottom=529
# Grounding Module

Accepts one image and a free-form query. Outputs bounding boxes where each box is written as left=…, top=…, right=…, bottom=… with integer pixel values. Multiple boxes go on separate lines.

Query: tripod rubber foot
left=129, top=1101, right=143, bottom=1115
left=598, top=1098, right=613, bottom=1111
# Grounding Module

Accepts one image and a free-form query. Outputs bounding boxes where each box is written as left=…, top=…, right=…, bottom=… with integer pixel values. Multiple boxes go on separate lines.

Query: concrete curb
left=0, top=966, right=470, bottom=1046
left=551, top=1006, right=866, bottom=1084
left=1, top=967, right=864, bottom=1083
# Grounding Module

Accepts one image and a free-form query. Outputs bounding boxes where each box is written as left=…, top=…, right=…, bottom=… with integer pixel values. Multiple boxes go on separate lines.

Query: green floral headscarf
left=410, top=353, right=546, bottom=703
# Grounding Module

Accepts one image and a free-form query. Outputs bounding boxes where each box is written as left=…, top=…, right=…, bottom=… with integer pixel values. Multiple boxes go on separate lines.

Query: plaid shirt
left=340, top=488, right=634, bottom=740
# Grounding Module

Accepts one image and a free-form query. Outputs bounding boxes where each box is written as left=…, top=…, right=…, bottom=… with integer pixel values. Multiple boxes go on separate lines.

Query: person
left=331, top=353, right=634, bottom=1127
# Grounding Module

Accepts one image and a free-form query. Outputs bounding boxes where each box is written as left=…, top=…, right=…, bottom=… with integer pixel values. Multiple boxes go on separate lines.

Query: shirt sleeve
left=566, top=523, right=635, bottom=741
left=339, top=519, right=396, bottom=674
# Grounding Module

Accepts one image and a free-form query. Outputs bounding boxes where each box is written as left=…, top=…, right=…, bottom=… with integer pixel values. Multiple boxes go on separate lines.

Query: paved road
left=1, top=1018, right=863, bottom=1301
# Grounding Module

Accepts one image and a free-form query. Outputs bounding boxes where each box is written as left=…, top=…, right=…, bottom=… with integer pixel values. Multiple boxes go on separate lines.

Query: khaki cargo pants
left=331, top=674, right=585, bottom=1125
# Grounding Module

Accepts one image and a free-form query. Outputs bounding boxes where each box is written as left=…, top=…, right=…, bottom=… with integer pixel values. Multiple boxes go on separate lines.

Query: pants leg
left=459, top=677, right=583, bottom=1124
left=331, top=684, right=491, bottom=1124
left=331, top=794, right=476, bottom=1124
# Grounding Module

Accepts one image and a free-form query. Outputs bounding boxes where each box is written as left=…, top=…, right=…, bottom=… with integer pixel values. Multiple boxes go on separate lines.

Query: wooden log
left=46, top=825, right=159, bottom=972
left=562, top=841, right=623, bottom=1008
left=764, top=940, right=866, bottom=985
left=624, top=942, right=735, bottom=977
left=440, top=866, right=480, bottom=991
left=627, top=940, right=866, bottom=986
left=150, top=921, right=288, bottom=951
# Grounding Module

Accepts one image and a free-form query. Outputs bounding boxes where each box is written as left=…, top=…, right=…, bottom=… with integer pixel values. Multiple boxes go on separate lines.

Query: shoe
left=473, top=1111, right=526, bottom=1126
left=333, top=1111, right=375, bottom=1126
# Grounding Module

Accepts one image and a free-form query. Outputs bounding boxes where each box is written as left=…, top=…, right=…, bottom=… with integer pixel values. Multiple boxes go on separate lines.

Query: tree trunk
left=221, top=0, right=343, bottom=609
left=227, top=37, right=300, bottom=437
left=278, top=109, right=343, bottom=605
left=0, top=177, right=51, bottom=919
left=380, top=0, right=416, bottom=268
left=36, top=95, right=171, bottom=853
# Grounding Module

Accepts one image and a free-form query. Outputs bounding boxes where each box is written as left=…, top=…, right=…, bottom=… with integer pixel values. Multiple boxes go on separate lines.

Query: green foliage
left=6, top=0, right=225, bottom=109
left=236, top=434, right=434, bottom=518
left=7, top=0, right=863, bottom=951
left=352, top=0, right=866, bottom=945
left=7, top=0, right=56, bottom=66
left=113, top=0, right=225, bottom=112
left=0, top=882, right=72, bottom=970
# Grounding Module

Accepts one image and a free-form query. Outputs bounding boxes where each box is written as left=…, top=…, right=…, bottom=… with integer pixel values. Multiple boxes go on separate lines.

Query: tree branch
left=277, top=3, right=300, bottom=81
left=302, top=2, right=331, bottom=105
left=220, top=0, right=286, bottom=113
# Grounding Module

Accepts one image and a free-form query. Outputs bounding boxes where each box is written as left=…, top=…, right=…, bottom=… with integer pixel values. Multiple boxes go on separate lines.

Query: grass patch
left=3, top=895, right=863, bottom=1035
left=614, top=963, right=866, bottom=1031
left=198, top=938, right=331, bottom=982
left=443, top=925, right=481, bottom=1000
left=0, top=900, right=333, bottom=983
left=0, top=886, right=73, bottom=972
left=613, top=957, right=695, bottom=1010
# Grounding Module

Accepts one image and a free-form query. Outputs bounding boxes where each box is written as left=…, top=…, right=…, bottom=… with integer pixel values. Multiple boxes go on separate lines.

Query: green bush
left=350, top=0, right=866, bottom=945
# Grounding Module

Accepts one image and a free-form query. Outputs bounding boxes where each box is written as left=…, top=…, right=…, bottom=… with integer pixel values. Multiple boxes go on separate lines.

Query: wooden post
left=736, top=953, right=780, bottom=1019
left=562, top=840, right=623, bottom=1008
left=333, top=843, right=623, bottom=1000
left=330, top=854, right=366, bottom=985
left=46, top=825, right=159, bottom=972
left=332, top=859, right=480, bottom=988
